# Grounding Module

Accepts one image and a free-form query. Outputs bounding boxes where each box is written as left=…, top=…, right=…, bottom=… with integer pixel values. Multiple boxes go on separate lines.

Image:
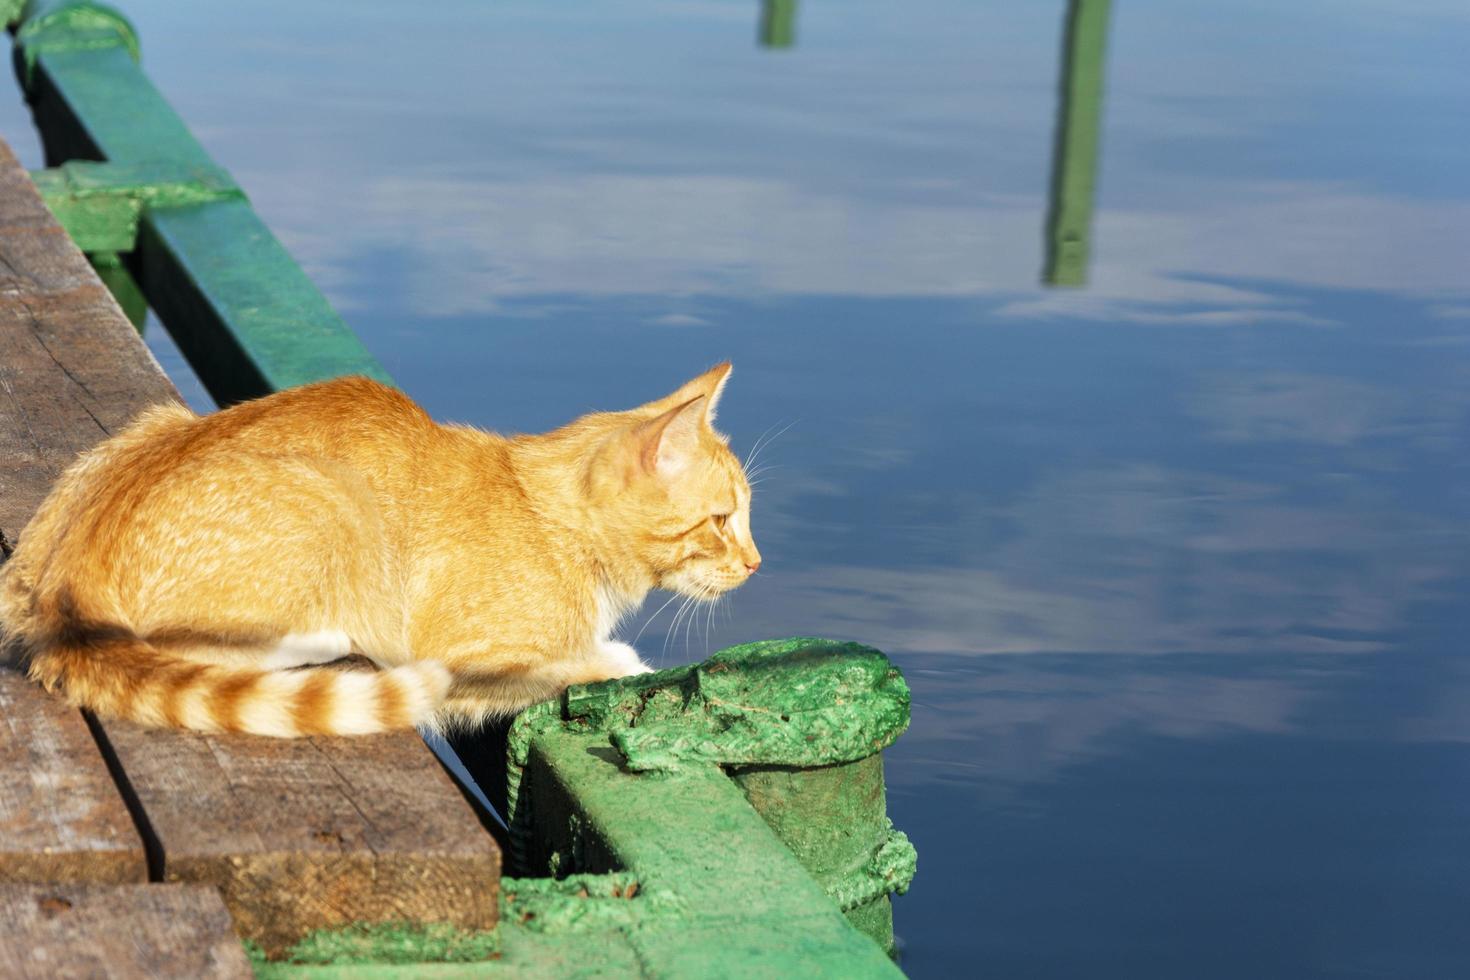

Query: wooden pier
left=0, top=136, right=501, bottom=972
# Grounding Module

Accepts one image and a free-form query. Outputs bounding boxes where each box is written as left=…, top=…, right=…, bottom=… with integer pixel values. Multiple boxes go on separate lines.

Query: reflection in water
left=759, top=0, right=798, bottom=49
left=1044, top=0, right=1112, bottom=287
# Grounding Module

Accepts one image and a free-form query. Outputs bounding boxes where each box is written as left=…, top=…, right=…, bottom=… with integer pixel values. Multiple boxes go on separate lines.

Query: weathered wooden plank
left=0, top=142, right=179, bottom=546
left=106, top=720, right=500, bottom=955
left=0, top=136, right=154, bottom=886
left=0, top=883, right=253, bottom=979
left=0, top=671, right=146, bottom=884
left=0, top=136, right=500, bottom=954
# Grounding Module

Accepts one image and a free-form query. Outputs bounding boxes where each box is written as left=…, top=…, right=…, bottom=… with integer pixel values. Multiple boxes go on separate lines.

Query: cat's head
left=588, top=363, right=761, bottom=599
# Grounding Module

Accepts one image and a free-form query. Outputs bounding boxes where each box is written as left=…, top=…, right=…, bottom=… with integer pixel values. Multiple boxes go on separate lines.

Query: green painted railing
left=10, top=0, right=390, bottom=404
left=5, top=1, right=917, bottom=974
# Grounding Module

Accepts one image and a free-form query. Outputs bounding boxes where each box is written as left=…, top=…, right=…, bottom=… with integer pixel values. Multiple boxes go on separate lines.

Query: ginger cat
left=0, top=363, right=760, bottom=737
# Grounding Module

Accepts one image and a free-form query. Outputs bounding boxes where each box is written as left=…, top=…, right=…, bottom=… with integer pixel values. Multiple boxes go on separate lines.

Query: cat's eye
left=712, top=513, right=730, bottom=530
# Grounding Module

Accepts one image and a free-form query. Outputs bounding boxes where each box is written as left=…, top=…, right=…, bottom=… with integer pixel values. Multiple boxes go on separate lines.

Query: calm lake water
left=4, top=2, right=1468, bottom=976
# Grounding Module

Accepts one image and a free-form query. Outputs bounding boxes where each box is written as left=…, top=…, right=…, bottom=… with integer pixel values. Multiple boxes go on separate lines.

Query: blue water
left=4, top=2, right=1468, bottom=975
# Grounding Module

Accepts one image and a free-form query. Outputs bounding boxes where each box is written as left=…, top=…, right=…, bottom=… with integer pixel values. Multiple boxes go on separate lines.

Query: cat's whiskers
left=631, top=589, right=683, bottom=648
left=677, top=588, right=697, bottom=656
left=743, top=420, right=796, bottom=473
left=660, top=598, right=685, bottom=661
left=663, top=590, right=700, bottom=661
left=703, top=586, right=720, bottom=650
left=744, top=463, right=781, bottom=498
left=742, top=422, right=780, bottom=470
left=703, top=591, right=726, bottom=655
left=682, top=586, right=702, bottom=656
left=662, top=581, right=721, bottom=659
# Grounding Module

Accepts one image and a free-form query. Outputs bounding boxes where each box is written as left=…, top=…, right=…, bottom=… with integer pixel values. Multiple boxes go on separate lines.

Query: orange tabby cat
left=0, top=363, right=759, bottom=737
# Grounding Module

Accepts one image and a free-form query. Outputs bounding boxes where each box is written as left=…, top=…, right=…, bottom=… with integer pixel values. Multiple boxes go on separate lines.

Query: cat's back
left=2, top=378, right=438, bottom=630
left=197, top=376, right=434, bottom=457
left=132, top=377, right=438, bottom=507
left=6, top=378, right=433, bottom=588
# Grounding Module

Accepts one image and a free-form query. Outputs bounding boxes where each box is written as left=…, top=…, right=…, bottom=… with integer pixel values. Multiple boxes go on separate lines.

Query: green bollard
left=502, top=637, right=917, bottom=962
left=732, top=754, right=910, bottom=954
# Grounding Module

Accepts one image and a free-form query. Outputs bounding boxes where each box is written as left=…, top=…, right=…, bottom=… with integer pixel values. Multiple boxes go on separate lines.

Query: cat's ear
left=632, top=395, right=707, bottom=480
left=695, top=362, right=732, bottom=423
left=647, top=363, right=731, bottom=424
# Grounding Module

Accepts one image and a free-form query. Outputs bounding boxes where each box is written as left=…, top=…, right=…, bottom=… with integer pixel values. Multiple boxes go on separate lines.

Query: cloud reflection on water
left=251, top=173, right=1470, bottom=330
left=734, top=464, right=1457, bottom=657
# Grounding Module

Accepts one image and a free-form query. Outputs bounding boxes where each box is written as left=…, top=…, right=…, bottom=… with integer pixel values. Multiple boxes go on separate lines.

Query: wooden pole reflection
left=1044, top=0, right=1112, bottom=287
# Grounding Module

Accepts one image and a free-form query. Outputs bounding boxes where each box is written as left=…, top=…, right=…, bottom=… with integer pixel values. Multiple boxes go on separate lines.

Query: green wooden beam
left=31, top=159, right=241, bottom=253
left=11, top=0, right=391, bottom=402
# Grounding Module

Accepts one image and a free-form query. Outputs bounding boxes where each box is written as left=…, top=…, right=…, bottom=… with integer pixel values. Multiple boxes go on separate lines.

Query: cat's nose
left=744, top=559, right=761, bottom=574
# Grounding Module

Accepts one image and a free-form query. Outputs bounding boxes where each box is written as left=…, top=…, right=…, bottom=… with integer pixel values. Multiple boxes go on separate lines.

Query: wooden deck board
left=0, top=143, right=176, bottom=548
left=0, top=137, right=154, bottom=887
left=0, top=136, right=499, bottom=954
left=109, top=721, right=500, bottom=955
left=0, top=883, right=253, bottom=979
left=0, top=672, right=146, bottom=885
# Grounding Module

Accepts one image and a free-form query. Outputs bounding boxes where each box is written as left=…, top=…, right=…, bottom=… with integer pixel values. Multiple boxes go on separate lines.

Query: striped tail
left=24, top=635, right=450, bottom=738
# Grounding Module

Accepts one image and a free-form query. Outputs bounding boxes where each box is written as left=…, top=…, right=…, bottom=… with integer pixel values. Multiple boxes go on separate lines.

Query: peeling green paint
left=499, top=872, right=666, bottom=933
left=259, top=922, right=500, bottom=968
left=559, top=637, right=911, bottom=773
left=250, top=922, right=644, bottom=979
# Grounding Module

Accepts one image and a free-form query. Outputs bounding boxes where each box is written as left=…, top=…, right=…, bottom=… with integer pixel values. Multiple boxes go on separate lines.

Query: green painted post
left=1043, top=0, right=1111, bottom=287
left=517, top=729, right=904, bottom=976
left=732, top=757, right=909, bottom=952
left=88, top=250, right=146, bottom=329
left=759, top=0, right=797, bottom=49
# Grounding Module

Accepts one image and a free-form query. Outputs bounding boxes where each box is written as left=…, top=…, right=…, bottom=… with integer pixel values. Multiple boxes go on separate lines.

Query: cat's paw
left=598, top=640, right=654, bottom=677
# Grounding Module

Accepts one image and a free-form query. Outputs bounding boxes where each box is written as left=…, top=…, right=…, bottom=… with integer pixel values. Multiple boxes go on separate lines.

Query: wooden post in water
left=760, top=0, right=798, bottom=49
left=1044, top=0, right=1112, bottom=287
